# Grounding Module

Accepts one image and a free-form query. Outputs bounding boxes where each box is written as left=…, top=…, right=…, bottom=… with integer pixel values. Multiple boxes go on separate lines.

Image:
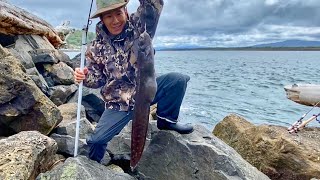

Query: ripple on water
left=67, top=51, right=320, bottom=130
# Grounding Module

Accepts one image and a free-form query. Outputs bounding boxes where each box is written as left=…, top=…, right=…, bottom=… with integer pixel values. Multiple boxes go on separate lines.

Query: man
left=74, top=0, right=193, bottom=163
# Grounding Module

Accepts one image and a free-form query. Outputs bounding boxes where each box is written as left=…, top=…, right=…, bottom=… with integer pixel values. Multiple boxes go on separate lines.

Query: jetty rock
left=0, top=1, right=63, bottom=48
left=213, top=114, right=320, bottom=180
left=0, top=131, right=58, bottom=180
left=0, top=45, right=63, bottom=136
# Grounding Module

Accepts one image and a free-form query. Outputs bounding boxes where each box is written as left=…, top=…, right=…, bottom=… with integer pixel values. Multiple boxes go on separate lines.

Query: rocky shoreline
left=1, top=1, right=320, bottom=180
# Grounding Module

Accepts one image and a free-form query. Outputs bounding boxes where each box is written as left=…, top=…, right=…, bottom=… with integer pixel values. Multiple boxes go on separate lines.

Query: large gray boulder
left=137, top=125, right=270, bottom=180
left=0, top=131, right=58, bottom=180
left=0, top=45, right=62, bottom=136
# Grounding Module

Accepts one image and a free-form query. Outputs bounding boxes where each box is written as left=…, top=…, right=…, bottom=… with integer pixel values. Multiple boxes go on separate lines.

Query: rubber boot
left=157, top=118, right=194, bottom=134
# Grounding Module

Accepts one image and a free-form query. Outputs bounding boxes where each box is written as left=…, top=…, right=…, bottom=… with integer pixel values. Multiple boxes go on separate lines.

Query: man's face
left=101, top=7, right=128, bottom=36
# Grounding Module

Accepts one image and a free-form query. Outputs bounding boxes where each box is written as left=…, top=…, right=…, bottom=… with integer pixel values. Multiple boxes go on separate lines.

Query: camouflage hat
left=90, top=0, right=129, bottom=19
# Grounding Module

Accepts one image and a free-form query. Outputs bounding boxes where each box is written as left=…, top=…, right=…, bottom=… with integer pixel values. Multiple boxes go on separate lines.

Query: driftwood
left=0, top=1, right=63, bottom=47
left=284, top=84, right=320, bottom=107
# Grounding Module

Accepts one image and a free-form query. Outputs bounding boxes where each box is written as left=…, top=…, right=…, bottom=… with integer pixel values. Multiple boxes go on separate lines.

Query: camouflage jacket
left=83, top=0, right=163, bottom=111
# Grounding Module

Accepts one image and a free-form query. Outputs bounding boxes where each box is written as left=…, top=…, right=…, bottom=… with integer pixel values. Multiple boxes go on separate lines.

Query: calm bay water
left=67, top=50, right=320, bottom=130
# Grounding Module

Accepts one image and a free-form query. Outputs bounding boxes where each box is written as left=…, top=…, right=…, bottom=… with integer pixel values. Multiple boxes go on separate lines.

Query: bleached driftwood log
left=0, top=1, right=63, bottom=48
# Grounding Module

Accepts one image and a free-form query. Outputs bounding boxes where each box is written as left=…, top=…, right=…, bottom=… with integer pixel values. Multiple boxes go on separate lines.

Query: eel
left=130, top=30, right=157, bottom=170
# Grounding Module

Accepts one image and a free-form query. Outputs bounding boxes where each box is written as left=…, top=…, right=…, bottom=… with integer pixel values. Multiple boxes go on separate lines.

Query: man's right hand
left=74, top=67, right=88, bottom=84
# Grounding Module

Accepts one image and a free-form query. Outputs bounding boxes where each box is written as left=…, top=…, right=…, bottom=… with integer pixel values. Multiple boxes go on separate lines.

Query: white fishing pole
left=74, top=0, right=93, bottom=157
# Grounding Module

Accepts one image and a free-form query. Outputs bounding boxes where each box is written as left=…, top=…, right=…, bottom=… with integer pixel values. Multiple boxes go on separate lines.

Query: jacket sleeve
left=131, top=0, right=164, bottom=39
left=83, top=39, right=107, bottom=89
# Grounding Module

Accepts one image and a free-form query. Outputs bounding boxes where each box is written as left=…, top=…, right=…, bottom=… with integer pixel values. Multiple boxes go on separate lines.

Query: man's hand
left=74, top=67, right=88, bottom=84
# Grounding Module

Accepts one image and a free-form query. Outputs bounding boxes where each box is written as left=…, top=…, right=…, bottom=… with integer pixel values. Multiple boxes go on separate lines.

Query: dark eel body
left=130, top=31, right=157, bottom=170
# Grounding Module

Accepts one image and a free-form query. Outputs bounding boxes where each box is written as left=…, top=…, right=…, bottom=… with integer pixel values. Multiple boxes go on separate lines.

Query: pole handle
left=74, top=26, right=88, bottom=157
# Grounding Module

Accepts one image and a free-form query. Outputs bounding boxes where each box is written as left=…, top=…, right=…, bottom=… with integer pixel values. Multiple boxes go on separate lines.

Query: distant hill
left=251, top=40, right=320, bottom=48
left=66, top=30, right=96, bottom=49
left=157, top=40, right=320, bottom=51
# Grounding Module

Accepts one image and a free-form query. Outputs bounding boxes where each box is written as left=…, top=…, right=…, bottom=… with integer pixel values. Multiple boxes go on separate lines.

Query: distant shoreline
left=157, top=47, right=320, bottom=51
left=60, top=47, right=320, bottom=52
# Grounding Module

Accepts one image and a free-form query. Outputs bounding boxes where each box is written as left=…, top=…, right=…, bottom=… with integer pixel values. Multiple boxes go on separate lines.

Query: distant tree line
left=66, top=30, right=96, bottom=49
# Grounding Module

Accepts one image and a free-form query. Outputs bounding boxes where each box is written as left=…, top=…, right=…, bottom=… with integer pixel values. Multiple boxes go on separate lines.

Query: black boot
left=157, top=118, right=194, bottom=134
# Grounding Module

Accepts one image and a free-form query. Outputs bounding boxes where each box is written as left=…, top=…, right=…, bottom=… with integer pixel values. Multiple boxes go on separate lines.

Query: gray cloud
left=8, top=0, right=320, bottom=47
left=9, top=0, right=95, bottom=28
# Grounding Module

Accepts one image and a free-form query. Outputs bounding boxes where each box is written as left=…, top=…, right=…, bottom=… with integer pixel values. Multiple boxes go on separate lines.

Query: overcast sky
left=9, top=0, right=320, bottom=47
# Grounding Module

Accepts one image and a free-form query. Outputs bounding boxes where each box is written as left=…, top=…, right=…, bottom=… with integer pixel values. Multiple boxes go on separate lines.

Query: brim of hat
left=90, top=2, right=128, bottom=19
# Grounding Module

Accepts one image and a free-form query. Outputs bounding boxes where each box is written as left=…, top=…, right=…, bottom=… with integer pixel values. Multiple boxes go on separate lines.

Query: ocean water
left=67, top=50, right=320, bottom=130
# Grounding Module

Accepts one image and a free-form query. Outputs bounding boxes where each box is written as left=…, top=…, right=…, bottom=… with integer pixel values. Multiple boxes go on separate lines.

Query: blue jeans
left=86, top=72, right=190, bottom=162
